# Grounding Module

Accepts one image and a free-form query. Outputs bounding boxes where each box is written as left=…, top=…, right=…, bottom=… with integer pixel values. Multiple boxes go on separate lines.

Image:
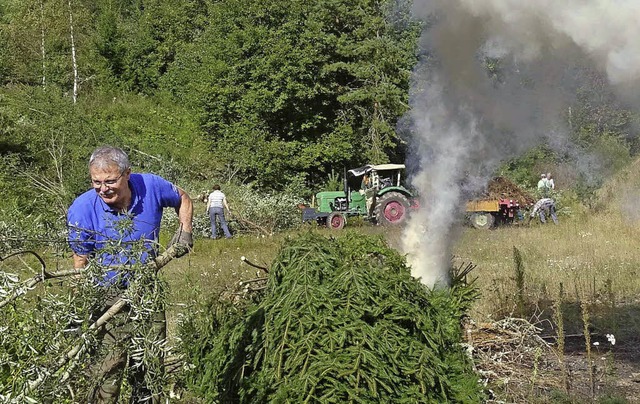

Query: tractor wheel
left=327, top=212, right=346, bottom=230
left=470, top=212, right=495, bottom=229
left=375, top=192, right=410, bottom=226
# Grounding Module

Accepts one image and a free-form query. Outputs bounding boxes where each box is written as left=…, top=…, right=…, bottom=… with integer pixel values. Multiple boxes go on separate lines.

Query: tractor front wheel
left=470, top=212, right=495, bottom=229
left=375, top=193, right=410, bottom=226
left=327, top=212, right=346, bottom=230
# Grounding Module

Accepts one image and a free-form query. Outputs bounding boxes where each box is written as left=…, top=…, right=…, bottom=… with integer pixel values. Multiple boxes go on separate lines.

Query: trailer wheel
left=470, top=212, right=495, bottom=229
left=375, top=192, right=410, bottom=226
left=327, top=212, right=346, bottom=230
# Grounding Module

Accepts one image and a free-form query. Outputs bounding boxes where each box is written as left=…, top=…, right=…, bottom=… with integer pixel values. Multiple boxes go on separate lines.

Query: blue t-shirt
left=67, top=173, right=182, bottom=284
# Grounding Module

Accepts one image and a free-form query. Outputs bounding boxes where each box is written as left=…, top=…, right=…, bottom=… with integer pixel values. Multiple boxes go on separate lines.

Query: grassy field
left=457, top=211, right=640, bottom=318
left=160, top=205, right=640, bottom=402
left=5, top=199, right=639, bottom=402
left=163, top=208, right=640, bottom=330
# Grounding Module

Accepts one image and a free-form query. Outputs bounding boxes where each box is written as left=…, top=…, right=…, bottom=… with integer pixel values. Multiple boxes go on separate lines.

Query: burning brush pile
left=179, top=232, right=485, bottom=402
left=481, top=176, right=536, bottom=206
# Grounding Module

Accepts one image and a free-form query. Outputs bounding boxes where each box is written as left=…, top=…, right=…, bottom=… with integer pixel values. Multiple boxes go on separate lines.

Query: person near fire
left=528, top=197, right=558, bottom=225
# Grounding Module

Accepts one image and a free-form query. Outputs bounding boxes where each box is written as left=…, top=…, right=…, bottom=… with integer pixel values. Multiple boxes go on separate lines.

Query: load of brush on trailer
left=466, top=176, right=536, bottom=229
left=179, top=232, right=485, bottom=402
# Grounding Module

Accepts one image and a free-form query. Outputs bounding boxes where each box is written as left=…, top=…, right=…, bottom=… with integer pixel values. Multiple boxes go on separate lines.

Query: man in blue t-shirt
left=67, top=145, right=193, bottom=403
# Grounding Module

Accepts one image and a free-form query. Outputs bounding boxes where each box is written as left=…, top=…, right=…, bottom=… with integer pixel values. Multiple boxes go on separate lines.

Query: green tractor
left=301, top=164, right=417, bottom=229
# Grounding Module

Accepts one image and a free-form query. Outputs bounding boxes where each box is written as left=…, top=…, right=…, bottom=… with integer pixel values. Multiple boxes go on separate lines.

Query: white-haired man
left=67, top=145, right=193, bottom=403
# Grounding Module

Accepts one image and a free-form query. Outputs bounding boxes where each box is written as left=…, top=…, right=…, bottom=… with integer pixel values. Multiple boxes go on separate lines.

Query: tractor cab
left=346, top=164, right=406, bottom=192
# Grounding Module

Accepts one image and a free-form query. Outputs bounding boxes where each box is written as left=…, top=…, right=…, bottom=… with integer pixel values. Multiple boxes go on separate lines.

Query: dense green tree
left=162, top=0, right=420, bottom=189
left=90, top=0, right=209, bottom=92
left=1, top=0, right=421, bottom=191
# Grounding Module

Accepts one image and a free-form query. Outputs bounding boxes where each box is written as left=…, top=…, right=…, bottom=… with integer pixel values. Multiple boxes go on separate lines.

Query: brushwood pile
left=179, top=232, right=484, bottom=402
left=485, top=176, right=535, bottom=205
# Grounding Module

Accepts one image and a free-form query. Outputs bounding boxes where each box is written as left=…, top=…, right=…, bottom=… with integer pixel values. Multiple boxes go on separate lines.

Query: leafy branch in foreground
left=179, top=231, right=484, bottom=403
left=0, top=241, right=183, bottom=402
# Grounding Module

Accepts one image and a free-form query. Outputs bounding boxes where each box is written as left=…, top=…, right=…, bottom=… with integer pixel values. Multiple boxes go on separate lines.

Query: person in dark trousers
left=207, top=184, right=232, bottom=239
left=67, top=145, right=193, bottom=403
left=528, top=197, right=558, bottom=224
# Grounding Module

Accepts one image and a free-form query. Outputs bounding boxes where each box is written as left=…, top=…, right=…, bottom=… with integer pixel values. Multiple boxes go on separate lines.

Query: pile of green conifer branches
left=180, top=232, right=484, bottom=402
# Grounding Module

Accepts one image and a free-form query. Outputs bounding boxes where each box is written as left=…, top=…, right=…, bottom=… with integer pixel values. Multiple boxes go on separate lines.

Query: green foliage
left=499, top=145, right=556, bottom=190
left=179, top=232, right=483, bottom=403
left=0, top=87, right=109, bottom=218
left=161, top=0, right=420, bottom=189
left=1, top=227, right=172, bottom=401
left=323, top=168, right=342, bottom=192
left=513, top=246, right=526, bottom=317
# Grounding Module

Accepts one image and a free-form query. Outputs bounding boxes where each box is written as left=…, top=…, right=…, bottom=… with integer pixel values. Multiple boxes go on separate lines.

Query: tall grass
left=454, top=211, right=640, bottom=320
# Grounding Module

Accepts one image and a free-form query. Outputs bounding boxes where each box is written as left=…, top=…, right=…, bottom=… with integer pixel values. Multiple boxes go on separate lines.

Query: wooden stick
left=241, top=256, right=269, bottom=273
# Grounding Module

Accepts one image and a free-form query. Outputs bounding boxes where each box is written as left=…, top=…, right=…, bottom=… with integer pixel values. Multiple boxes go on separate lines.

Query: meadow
left=161, top=200, right=640, bottom=403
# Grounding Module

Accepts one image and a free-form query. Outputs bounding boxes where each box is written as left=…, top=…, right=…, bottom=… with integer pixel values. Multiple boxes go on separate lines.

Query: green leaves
left=181, top=232, right=484, bottom=403
left=160, top=0, right=420, bottom=188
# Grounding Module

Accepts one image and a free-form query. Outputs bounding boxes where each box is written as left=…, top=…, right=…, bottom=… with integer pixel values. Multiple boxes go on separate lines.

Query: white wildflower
left=606, top=334, right=616, bottom=346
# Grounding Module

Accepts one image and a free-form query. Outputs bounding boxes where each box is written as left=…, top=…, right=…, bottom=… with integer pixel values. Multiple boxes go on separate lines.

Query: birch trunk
left=40, top=0, right=46, bottom=88
left=67, top=0, right=78, bottom=103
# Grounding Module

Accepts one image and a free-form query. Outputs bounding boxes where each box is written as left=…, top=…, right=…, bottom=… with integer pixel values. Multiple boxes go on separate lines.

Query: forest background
left=1, top=0, right=637, bottom=239
left=4, top=1, right=640, bottom=402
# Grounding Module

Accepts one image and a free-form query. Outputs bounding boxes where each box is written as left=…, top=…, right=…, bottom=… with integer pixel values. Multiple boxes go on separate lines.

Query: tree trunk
left=67, top=0, right=78, bottom=103
left=40, top=0, right=46, bottom=88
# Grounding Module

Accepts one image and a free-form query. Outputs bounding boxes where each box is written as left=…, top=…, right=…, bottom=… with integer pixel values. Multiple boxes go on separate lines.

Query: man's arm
left=223, top=196, right=230, bottom=212
left=73, top=253, right=88, bottom=269
left=176, top=187, right=193, bottom=232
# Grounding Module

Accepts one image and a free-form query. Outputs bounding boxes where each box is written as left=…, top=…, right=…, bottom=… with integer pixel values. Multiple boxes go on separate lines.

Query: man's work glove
left=169, top=228, right=193, bottom=258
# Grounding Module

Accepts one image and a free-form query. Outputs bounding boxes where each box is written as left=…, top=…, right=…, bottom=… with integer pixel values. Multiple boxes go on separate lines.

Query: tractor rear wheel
left=470, top=212, right=495, bottom=229
left=327, top=212, right=346, bottom=230
left=375, top=192, right=410, bottom=226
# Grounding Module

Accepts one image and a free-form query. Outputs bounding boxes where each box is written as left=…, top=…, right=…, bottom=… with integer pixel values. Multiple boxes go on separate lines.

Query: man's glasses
left=91, top=172, right=124, bottom=188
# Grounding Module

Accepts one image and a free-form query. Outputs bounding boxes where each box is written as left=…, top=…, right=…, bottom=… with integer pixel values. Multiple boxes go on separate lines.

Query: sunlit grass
left=161, top=210, right=640, bottom=347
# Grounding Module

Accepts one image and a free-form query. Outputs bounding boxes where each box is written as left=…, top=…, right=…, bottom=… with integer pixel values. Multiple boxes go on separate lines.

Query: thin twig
left=239, top=277, right=268, bottom=285
left=241, top=256, right=269, bottom=273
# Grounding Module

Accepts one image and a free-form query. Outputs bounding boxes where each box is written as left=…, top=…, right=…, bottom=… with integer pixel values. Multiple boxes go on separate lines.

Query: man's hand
left=169, top=228, right=193, bottom=258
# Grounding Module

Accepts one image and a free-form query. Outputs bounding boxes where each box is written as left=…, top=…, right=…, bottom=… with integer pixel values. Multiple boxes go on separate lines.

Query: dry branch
left=466, top=317, right=563, bottom=400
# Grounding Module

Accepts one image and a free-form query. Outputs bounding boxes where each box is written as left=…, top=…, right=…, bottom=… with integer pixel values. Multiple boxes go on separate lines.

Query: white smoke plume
left=403, top=0, right=640, bottom=286
left=451, top=0, right=640, bottom=87
left=402, top=78, right=481, bottom=286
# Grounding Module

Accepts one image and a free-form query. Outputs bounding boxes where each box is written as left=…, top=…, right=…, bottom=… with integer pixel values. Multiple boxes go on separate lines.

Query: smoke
left=403, top=0, right=640, bottom=286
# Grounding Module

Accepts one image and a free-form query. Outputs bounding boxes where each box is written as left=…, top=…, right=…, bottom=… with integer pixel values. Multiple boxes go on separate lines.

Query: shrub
left=179, top=232, right=484, bottom=403
left=176, top=185, right=305, bottom=238
left=0, top=208, right=67, bottom=254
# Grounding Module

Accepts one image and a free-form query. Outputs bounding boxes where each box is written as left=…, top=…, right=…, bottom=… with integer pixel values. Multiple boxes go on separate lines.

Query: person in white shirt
left=547, top=172, right=555, bottom=190
left=207, top=184, right=232, bottom=239
left=537, top=173, right=550, bottom=197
